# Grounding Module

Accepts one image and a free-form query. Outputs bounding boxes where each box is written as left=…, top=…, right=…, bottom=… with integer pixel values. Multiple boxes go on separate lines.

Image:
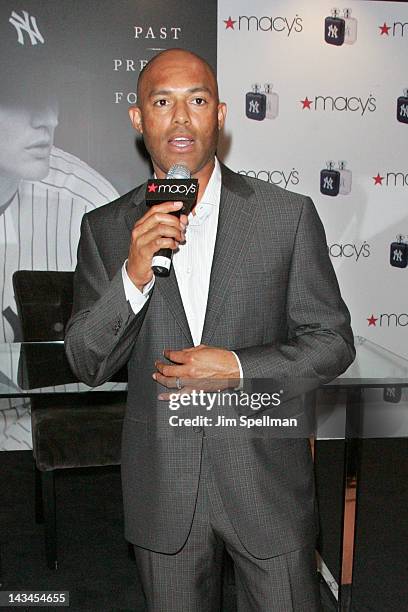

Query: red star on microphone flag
left=148, top=183, right=158, bottom=193
left=367, top=314, right=378, bottom=327
left=224, top=16, right=236, bottom=29
left=379, top=23, right=390, bottom=35
left=373, top=173, right=384, bottom=185
left=300, top=97, right=312, bottom=109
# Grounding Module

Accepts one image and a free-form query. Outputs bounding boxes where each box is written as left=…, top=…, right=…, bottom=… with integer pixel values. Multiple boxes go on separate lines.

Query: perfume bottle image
left=383, top=387, right=402, bottom=404
left=338, top=161, right=352, bottom=195
left=245, top=84, right=266, bottom=121
left=397, top=89, right=408, bottom=124
left=343, top=8, right=357, bottom=44
left=390, top=235, right=408, bottom=268
left=325, top=8, right=345, bottom=46
left=320, top=161, right=340, bottom=196
left=264, top=84, right=279, bottom=119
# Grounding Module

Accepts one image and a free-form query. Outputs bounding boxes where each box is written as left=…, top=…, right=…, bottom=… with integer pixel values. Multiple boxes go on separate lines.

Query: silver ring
left=176, top=377, right=182, bottom=390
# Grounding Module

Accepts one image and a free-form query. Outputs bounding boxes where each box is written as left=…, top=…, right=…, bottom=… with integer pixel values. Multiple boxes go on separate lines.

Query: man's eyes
left=153, top=99, right=169, bottom=107
left=152, top=97, right=207, bottom=107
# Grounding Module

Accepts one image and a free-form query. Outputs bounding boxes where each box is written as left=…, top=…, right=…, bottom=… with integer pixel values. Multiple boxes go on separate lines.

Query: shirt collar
left=189, top=157, right=221, bottom=226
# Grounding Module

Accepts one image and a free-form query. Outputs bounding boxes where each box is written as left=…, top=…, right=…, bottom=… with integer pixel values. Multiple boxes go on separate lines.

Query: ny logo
left=393, top=249, right=403, bottom=262
left=323, top=176, right=334, bottom=190
left=327, top=25, right=338, bottom=38
left=400, top=104, right=408, bottom=118
left=9, top=10, right=44, bottom=46
left=384, top=386, right=401, bottom=403
left=385, top=388, right=396, bottom=399
left=249, top=100, right=260, bottom=114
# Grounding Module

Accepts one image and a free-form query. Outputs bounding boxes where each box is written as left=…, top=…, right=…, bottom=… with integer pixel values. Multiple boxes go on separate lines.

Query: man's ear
left=217, top=102, right=227, bottom=131
left=128, top=106, right=143, bottom=134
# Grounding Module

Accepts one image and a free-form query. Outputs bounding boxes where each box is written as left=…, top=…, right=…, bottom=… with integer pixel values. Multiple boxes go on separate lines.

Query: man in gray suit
left=65, top=49, right=355, bottom=611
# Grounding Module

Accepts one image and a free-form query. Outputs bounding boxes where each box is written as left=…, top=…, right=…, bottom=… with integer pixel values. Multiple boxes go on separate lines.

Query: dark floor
left=0, top=451, right=336, bottom=611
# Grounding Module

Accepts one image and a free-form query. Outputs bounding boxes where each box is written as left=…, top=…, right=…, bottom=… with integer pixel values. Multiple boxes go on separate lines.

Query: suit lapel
left=124, top=184, right=145, bottom=232
left=154, top=268, right=193, bottom=345
left=201, top=165, right=255, bottom=345
left=124, top=184, right=193, bottom=345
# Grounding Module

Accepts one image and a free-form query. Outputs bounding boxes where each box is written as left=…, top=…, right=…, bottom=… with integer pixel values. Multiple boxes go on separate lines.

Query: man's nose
left=172, top=99, right=190, bottom=125
left=30, top=104, right=59, bottom=130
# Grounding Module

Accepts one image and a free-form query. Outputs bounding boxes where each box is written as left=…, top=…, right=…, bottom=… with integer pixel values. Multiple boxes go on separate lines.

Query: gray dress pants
left=133, top=439, right=321, bottom=611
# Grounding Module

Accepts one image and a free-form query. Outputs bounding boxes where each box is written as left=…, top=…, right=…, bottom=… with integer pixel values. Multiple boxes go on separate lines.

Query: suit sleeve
left=65, top=214, right=148, bottom=386
left=235, top=196, right=355, bottom=397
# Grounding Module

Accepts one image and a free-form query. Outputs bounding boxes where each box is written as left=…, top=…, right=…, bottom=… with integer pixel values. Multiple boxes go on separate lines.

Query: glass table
left=315, top=336, right=408, bottom=610
left=1, top=337, right=407, bottom=608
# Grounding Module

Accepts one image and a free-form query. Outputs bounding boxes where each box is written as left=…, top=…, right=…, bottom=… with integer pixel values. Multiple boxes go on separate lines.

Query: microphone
left=145, top=164, right=198, bottom=276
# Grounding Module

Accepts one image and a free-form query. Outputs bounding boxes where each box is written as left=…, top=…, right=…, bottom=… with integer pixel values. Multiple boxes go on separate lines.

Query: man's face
left=0, top=100, right=58, bottom=182
left=129, top=52, right=226, bottom=179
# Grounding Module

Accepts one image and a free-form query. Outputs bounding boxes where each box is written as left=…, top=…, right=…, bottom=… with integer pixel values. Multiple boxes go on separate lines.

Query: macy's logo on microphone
left=148, top=182, right=197, bottom=196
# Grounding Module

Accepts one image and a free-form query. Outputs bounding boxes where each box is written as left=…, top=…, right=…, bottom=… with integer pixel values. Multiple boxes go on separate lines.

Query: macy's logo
left=372, top=172, right=408, bottom=187
left=224, top=15, right=303, bottom=36
left=300, top=95, right=376, bottom=116
left=379, top=21, right=408, bottom=37
left=237, top=168, right=299, bottom=188
left=148, top=182, right=196, bottom=196
left=367, top=313, right=408, bottom=327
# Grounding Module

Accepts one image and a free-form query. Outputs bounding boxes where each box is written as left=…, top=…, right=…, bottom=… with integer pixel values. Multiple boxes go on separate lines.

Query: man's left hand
left=153, top=345, right=240, bottom=397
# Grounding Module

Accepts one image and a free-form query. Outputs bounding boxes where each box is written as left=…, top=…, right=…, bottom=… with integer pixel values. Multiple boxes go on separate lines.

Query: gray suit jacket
left=65, top=164, right=355, bottom=558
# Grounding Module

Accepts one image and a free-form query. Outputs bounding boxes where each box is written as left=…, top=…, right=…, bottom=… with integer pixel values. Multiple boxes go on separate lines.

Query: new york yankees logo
left=9, top=10, right=44, bottom=46
left=249, top=100, right=260, bottom=114
left=323, top=176, right=334, bottom=190
left=327, top=25, right=338, bottom=39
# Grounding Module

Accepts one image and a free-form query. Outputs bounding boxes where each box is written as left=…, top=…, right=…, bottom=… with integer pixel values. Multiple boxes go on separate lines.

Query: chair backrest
left=13, top=271, right=74, bottom=341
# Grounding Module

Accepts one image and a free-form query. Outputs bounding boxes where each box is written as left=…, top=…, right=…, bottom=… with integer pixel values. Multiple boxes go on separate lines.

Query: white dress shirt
left=121, top=158, right=243, bottom=377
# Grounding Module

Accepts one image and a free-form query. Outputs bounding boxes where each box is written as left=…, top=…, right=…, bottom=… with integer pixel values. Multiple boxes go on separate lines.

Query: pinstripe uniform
left=0, top=146, right=119, bottom=450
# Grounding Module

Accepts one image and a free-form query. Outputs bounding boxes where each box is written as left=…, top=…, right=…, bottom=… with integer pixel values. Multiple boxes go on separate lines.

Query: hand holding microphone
left=145, top=164, right=198, bottom=275
left=126, top=200, right=187, bottom=291
left=127, top=164, right=197, bottom=290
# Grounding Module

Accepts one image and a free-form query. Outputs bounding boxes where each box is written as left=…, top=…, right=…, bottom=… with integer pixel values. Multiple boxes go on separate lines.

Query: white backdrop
left=218, top=0, right=408, bottom=360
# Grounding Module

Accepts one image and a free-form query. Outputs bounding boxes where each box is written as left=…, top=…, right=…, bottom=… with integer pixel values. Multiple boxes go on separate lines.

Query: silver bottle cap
left=396, top=234, right=406, bottom=243
left=339, top=161, right=347, bottom=170
left=331, top=8, right=341, bottom=18
left=403, top=89, right=408, bottom=97
left=343, top=8, right=352, bottom=18
left=326, top=161, right=335, bottom=170
left=252, top=84, right=261, bottom=93
left=264, top=83, right=273, bottom=93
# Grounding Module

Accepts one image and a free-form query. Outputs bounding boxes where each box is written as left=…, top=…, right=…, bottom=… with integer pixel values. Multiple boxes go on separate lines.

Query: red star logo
left=300, top=97, right=312, bottom=109
left=367, top=314, right=378, bottom=327
left=148, top=183, right=158, bottom=193
left=373, top=173, right=384, bottom=185
left=379, top=22, right=390, bottom=35
left=224, top=16, right=236, bottom=30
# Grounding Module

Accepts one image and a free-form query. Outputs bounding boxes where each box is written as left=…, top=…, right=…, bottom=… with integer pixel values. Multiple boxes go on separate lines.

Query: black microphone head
left=166, top=164, right=190, bottom=179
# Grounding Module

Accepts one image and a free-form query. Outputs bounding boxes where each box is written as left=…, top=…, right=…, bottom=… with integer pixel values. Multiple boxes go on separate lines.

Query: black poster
left=0, top=0, right=216, bottom=448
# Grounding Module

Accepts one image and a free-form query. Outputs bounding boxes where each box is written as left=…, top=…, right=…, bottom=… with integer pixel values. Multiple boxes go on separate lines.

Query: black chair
left=12, top=270, right=127, bottom=569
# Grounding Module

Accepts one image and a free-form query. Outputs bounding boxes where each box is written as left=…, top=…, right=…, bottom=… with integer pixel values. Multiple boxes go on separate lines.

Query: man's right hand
left=127, top=201, right=187, bottom=291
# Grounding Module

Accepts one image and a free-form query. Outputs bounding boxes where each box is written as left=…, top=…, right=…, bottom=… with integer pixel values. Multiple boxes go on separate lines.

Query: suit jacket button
left=113, top=319, right=122, bottom=334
